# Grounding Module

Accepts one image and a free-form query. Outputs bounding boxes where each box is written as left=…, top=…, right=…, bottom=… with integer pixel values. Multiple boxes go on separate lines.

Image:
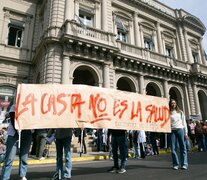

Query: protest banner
left=15, top=84, right=171, bottom=132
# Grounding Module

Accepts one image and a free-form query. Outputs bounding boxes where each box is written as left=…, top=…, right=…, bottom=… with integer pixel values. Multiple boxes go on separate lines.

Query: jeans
left=133, top=142, right=140, bottom=158
left=0, top=154, right=5, bottom=163
left=112, top=135, right=127, bottom=169
left=171, top=128, right=188, bottom=167
left=196, top=134, right=205, bottom=151
left=204, top=135, right=207, bottom=151
left=55, top=137, right=72, bottom=178
left=36, top=132, right=47, bottom=158
left=1, top=130, right=32, bottom=180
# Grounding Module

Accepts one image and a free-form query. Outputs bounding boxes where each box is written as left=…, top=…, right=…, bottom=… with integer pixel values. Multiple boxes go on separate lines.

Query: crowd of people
left=0, top=101, right=207, bottom=179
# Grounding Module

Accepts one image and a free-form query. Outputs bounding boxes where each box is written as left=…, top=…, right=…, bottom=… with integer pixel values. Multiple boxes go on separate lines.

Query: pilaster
left=192, top=83, right=200, bottom=115
left=177, top=23, right=187, bottom=61
left=163, top=80, right=168, bottom=98
left=102, top=0, right=107, bottom=31
left=199, top=37, right=207, bottom=65
left=183, top=28, right=192, bottom=63
left=156, top=22, right=163, bottom=54
left=103, top=63, right=110, bottom=88
left=134, top=12, right=141, bottom=47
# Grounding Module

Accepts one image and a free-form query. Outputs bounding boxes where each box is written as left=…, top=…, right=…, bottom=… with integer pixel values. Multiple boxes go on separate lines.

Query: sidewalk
left=11, top=149, right=171, bottom=166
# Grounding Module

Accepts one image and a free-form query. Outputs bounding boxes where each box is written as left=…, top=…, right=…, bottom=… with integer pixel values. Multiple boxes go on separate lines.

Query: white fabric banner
left=15, top=84, right=171, bottom=132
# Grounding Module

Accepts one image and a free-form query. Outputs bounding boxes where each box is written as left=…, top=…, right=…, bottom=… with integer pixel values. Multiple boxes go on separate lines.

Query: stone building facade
left=0, top=0, right=207, bottom=123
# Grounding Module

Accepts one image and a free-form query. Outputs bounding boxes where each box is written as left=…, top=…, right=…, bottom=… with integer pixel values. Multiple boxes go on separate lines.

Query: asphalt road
left=8, top=151, right=207, bottom=180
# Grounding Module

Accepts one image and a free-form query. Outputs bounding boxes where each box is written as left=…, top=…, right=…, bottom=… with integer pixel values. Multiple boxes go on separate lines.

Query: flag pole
left=18, top=130, right=21, bottom=149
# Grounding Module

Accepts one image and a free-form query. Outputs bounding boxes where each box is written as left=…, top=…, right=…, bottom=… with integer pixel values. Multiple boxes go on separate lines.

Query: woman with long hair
left=169, top=99, right=188, bottom=170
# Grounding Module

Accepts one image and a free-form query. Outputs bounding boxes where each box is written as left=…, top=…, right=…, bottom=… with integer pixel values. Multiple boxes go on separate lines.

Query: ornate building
left=0, top=0, right=207, bottom=123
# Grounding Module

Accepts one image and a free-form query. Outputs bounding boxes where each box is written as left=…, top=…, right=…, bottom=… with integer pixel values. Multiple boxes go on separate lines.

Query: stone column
left=197, top=45, right=202, bottom=64
left=95, top=1, right=101, bottom=29
left=129, top=21, right=134, bottom=44
left=153, top=30, right=158, bottom=53
left=1, top=11, right=10, bottom=44
left=177, top=24, right=187, bottom=61
left=103, top=63, right=110, bottom=88
left=199, top=37, right=207, bottom=65
left=183, top=28, right=192, bottom=63
left=192, top=84, right=200, bottom=115
left=175, top=32, right=182, bottom=60
left=172, top=39, right=178, bottom=59
left=161, top=34, right=166, bottom=55
left=62, top=55, right=70, bottom=84
left=156, top=21, right=163, bottom=54
left=139, top=75, right=145, bottom=94
left=64, top=0, right=70, bottom=20
left=102, top=0, right=107, bottom=31
left=139, top=25, right=144, bottom=48
left=134, top=12, right=141, bottom=47
left=163, top=80, right=169, bottom=98
left=23, top=17, right=31, bottom=48
left=74, top=0, right=79, bottom=17
left=183, top=83, right=191, bottom=116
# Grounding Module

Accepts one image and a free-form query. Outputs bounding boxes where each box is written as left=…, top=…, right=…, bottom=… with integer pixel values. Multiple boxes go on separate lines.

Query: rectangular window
left=192, top=52, right=199, bottom=63
left=8, top=22, right=24, bottom=48
left=117, top=31, right=127, bottom=42
left=166, top=46, right=174, bottom=58
left=144, top=37, right=154, bottom=51
left=115, top=16, right=128, bottom=43
left=79, top=12, right=94, bottom=27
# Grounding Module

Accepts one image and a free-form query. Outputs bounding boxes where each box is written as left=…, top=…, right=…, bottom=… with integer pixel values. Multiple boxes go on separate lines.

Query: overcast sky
left=159, top=0, right=207, bottom=51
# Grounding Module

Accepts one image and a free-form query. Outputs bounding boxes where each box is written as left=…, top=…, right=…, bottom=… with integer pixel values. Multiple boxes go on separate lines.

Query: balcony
left=62, top=20, right=116, bottom=47
left=191, top=63, right=207, bottom=75
left=118, top=41, right=188, bottom=71
left=62, top=20, right=199, bottom=73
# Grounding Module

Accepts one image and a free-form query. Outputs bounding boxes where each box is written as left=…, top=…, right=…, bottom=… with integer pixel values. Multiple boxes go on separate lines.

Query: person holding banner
left=1, top=104, right=32, bottom=180
left=107, top=129, right=127, bottom=174
left=169, top=99, right=188, bottom=170
left=52, top=128, right=73, bottom=180
left=77, top=128, right=87, bottom=154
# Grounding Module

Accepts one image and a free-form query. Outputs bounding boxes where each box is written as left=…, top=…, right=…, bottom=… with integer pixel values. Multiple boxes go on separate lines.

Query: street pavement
left=7, top=151, right=207, bottom=180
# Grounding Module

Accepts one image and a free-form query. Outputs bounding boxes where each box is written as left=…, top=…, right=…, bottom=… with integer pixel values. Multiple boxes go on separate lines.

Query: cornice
left=127, top=0, right=176, bottom=22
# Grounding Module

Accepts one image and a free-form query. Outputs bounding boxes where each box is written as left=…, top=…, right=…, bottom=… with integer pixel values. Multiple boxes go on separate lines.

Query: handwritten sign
left=15, top=84, right=171, bottom=132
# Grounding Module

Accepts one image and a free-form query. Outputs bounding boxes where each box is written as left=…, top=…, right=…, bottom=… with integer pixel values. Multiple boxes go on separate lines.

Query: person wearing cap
left=1, top=104, right=32, bottom=180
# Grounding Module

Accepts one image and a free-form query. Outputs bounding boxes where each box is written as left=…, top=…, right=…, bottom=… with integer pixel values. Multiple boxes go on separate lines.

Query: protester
left=1, top=104, right=32, bottom=180
left=34, top=129, right=47, bottom=160
left=195, top=121, right=205, bottom=151
left=107, top=131, right=113, bottom=160
left=92, top=129, right=98, bottom=147
left=0, top=138, right=6, bottom=163
left=150, top=132, right=159, bottom=155
left=132, top=130, right=140, bottom=158
left=0, top=127, right=8, bottom=144
left=137, top=130, right=146, bottom=159
left=203, top=121, right=207, bottom=151
left=97, top=129, right=103, bottom=152
left=30, top=129, right=37, bottom=156
left=52, top=128, right=73, bottom=180
left=169, top=99, right=188, bottom=170
left=78, top=128, right=87, bottom=154
left=107, top=129, right=127, bottom=174
left=102, top=128, right=108, bottom=152
left=187, top=119, right=196, bottom=147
